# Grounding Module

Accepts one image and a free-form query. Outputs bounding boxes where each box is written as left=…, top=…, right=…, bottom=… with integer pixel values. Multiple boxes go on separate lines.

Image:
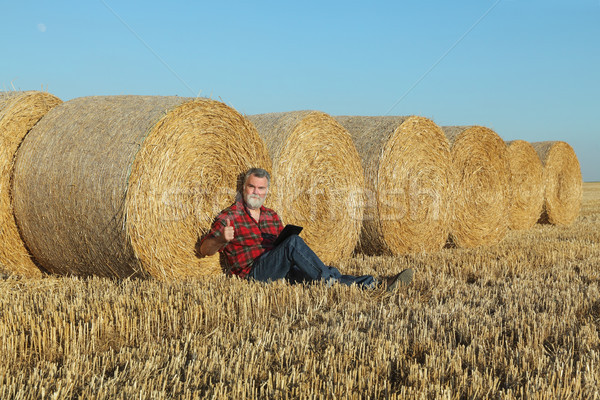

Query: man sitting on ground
left=199, top=168, right=413, bottom=290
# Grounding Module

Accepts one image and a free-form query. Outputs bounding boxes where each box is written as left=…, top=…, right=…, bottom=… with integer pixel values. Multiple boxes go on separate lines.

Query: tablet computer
left=273, top=224, right=303, bottom=247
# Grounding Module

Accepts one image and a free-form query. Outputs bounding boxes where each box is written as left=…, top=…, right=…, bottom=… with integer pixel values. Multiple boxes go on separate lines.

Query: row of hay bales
left=0, top=91, right=582, bottom=279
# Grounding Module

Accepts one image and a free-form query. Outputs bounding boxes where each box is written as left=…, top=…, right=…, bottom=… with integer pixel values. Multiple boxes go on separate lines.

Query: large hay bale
left=12, top=96, right=271, bottom=279
left=335, top=116, right=452, bottom=255
left=505, top=140, right=544, bottom=230
left=247, top=111, right=363, bottom=264
left=531, top=141, right=582, bottom=225
left=0, top=91, right=62, bottom=278
left=443, top=126, right=510, bottom=248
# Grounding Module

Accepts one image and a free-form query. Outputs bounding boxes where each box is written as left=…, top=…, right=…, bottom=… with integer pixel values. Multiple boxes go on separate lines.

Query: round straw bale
left=247, top=111, right=363, bottom=264
left=12, top=96, right=271, bottom=279
left=443, top=126, right=510, bottom=248
left=335, top=116, right=452, bottom=255
left=505, top=140, right=544, bottom=230
left=0, top=91, right=62, bottom=278
left=531, top=141, right=582, bottom=225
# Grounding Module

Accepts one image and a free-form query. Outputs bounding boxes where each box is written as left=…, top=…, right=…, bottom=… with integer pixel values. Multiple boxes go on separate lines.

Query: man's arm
left=199, top=219, right=234, bottom=256
left=199, top=236, right=226, bottom=257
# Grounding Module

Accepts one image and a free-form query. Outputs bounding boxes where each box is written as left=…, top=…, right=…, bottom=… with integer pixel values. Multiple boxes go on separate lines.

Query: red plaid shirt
left=202, top=200, right=283, bottom=278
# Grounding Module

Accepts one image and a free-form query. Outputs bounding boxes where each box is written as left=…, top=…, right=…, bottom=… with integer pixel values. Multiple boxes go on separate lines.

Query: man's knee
left=283, top=234, right=305, bottom=249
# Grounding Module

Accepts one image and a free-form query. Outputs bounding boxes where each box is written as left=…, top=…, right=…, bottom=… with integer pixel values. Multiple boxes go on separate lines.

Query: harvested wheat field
left=0, top=91, right=62, bottom=278
left=1, top=182, right=599, bottom=398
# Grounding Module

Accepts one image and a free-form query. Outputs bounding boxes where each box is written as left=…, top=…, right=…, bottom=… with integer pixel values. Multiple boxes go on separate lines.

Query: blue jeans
left=249, top=235, right=375, bottom=288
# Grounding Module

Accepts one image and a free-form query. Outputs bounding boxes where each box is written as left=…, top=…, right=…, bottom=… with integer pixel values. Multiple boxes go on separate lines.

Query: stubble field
left=1, top=183, right=599, bottom=399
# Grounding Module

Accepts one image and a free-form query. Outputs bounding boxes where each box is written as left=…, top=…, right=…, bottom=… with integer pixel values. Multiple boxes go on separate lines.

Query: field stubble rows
left=1, top=183, right=599, bottom=399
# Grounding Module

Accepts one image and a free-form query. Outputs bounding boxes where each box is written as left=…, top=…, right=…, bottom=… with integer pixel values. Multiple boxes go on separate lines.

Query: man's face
left=243, top=174, right=269, bottom=210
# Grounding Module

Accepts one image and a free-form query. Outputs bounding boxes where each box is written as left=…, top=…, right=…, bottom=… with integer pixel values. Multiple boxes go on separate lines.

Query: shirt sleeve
left=199, top=212, right=228, bottom=251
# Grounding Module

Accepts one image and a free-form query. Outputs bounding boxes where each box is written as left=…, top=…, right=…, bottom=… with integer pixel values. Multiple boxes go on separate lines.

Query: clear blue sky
left=2, top=0, right=599, bottom=181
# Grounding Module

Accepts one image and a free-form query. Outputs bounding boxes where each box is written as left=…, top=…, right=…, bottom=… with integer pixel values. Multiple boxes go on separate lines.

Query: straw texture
left=12, top=96, right=271, bottom=279
left=248, top=111, right=363, bottom=263
left=443, top=126, right=510, bottom=248
left=0, top=91, right=62, bottom=277
left=505, top=140, right=544, bottom=230
left=531, top=141, right=582, bottom=225
left=335, top=116, right=452, bottom=255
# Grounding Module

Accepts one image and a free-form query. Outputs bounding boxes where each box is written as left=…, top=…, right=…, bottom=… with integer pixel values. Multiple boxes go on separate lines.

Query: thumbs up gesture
left=221, top=218, right=235, bottom=243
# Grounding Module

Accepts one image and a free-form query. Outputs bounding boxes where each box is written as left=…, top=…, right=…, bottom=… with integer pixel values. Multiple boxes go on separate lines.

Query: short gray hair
left=243, top=168, right=271, bottom=187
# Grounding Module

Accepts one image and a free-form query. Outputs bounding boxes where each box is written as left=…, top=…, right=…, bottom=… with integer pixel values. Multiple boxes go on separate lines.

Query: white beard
left=245, top=194, right=265, bottom=209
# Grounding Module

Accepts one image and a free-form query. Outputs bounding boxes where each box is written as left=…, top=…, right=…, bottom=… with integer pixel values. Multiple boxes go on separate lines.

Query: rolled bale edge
left=336, top=115, right=452, bottom=256
left=127, top=99, right=272, bottom=279
left=531, top=141, right=582, bottom=225
left=443, top=125, right=511, bottom=248
left=505, top=140, right=545, bottom=230
left=0, top=91, right=62, bottom=278
left=13, top=95, right=271, bottom=279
